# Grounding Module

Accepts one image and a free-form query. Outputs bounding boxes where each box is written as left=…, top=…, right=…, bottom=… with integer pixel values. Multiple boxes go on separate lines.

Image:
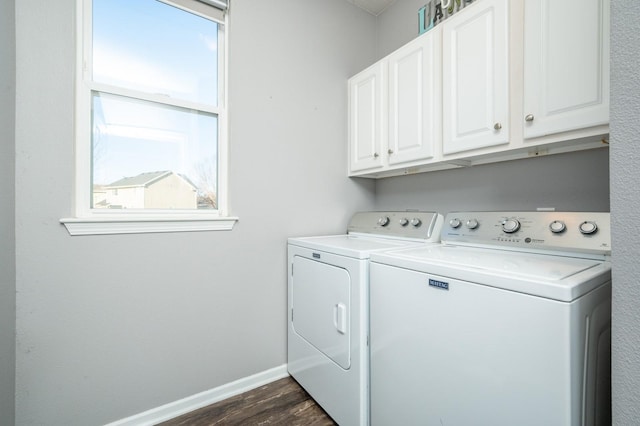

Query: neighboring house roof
left=106, top=171, right=171, bottom=188
left=106, top=171, right=197, bottom=190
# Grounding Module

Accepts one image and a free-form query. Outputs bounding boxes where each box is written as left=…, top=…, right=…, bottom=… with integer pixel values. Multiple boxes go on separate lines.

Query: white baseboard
left=106, top=364, right=289, bottom=426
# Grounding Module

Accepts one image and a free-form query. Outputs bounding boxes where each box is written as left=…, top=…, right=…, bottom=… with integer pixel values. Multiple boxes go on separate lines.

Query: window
left=62, top=0, right=236, bottom=235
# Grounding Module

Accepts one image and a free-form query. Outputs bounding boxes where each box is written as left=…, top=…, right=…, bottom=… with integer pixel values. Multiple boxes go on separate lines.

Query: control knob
left=377, top=216, right=390, bottom=227
left=549, top=220, right=566, bottom=234
left=410, top=218, right=422, bottom=227
left=399, top=218, right=409, bottom=227
left=579, top=221, right=598, bottom=235
left=502, top=219, right=521, bottom=233
left=465, top=219, right=479, bottom=230
left=449, top=218, right=462, bottom=229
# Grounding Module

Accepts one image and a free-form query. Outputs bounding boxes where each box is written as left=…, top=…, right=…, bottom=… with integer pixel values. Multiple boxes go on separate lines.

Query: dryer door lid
left=291, top=256, right=351, bottom=370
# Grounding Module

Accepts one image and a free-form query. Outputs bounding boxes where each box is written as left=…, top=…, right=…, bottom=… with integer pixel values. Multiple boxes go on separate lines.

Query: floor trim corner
left=106, top=364, right=289, bottom=426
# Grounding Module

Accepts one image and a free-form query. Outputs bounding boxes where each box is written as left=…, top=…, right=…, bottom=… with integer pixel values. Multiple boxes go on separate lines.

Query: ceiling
left=346, top=0, right=397, bottom=16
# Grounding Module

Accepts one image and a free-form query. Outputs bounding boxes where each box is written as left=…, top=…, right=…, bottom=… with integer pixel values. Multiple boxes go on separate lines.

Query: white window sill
left=60, top=216, right=238, bottom=236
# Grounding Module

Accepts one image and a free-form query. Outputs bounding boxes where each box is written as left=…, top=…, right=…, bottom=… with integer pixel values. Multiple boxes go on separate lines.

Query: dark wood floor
left=157, top=376, right=337, bottom=426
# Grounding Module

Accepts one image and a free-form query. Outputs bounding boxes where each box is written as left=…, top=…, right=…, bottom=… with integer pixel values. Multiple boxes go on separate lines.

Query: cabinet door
left=348, top=62, right=385, bottom=173
left=387, top=28, right=441, bottom=166
left=442, top=0, right=509, bottom=155
left=523, top=0, right=609, bottom=139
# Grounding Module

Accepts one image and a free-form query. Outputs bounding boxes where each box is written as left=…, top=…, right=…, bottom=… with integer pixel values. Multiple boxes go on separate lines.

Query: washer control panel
left=348, top=211, right=443, bottom=241
left=442, top=212, right=611, bottom=255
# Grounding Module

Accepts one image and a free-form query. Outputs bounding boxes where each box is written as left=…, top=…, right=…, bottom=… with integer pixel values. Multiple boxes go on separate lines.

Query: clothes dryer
left=287, top=211, right=444, bottom=426
left=369, top=211, right=611, bottom=426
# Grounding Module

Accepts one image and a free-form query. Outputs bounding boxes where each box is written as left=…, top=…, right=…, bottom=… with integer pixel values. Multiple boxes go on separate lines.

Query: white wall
left=610, top=1, right=640, bottom=424
left=0, top=0, right=16, bottom=424
left=14, top=0, right=375, bottom=424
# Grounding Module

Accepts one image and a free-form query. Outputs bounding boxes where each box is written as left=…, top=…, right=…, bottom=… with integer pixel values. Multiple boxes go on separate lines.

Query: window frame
left=61, top=0, right=236, bottom=235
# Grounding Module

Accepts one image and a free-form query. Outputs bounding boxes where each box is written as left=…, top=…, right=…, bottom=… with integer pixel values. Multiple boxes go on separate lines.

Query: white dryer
left=287, top=211, right=444, bottom=426
left=369, top=211, right=612, bottom=426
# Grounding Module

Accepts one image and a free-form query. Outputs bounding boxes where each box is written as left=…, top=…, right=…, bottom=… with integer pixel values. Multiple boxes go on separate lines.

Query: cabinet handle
left=525, top=114, right=535, bottom=122
left=494, top=122, right=502, bottom=130
left=373, top=152, right=379, bottom=158
left=388, top=149, right=394, bottom=154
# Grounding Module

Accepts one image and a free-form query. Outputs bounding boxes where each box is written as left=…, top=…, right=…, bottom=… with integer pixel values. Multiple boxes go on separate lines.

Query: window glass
left=88, top=0, right=221, bottom=212
left=92, top=0, right=219, bottom=106
left=91, top=92, right=218, bottom=210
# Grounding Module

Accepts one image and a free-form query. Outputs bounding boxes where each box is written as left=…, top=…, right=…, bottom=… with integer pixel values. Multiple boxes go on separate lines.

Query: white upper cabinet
left=348, top=28, right=442, bottom=176
left=348, top=62, right=385, bottom=173
left=347, top=0, right=609, bottom=179
left=387, top=27, right=441, bottom=166
left=442, top=0, right=510, bottom=155
left=523, top=0, right=610, bottom=139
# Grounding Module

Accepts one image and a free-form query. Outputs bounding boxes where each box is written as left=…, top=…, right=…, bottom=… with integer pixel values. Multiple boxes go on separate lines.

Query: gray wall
left=0, top=0, right=16, bottom=424
left=13, top=0, right=375, bottom=424
left=610, top=1, right=640, bottom=424
left=376, top=0, right=429, bottom=58
left=10, top=0, right=636, bottom=425
left=374, top=149, right=610, bottom=213
left=0, top=0, right=16, bottom=426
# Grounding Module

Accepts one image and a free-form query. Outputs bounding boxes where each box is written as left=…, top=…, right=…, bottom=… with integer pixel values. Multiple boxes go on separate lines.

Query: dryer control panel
left=442, top=211, right=611, bottom=256
left=347, top=211, right=444, bottom=242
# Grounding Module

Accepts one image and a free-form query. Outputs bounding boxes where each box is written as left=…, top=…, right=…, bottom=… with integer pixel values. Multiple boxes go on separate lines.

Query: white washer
left=369, top=211, right=611, bottom=426
left=288, top=211, right=444, bottom=426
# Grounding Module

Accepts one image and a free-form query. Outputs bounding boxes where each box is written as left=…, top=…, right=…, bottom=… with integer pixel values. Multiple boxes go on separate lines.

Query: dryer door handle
left=334, top=303, right=347, bottom=335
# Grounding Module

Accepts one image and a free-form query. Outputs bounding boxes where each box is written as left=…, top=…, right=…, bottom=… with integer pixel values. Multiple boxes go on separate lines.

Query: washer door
left=292, top=255, right=351, bottom=369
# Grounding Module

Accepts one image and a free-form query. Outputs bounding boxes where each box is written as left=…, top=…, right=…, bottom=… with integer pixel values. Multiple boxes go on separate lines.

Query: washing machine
left=369, top=211, right=611, bottom=426
left=287, top=211, right=444, bottom=426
